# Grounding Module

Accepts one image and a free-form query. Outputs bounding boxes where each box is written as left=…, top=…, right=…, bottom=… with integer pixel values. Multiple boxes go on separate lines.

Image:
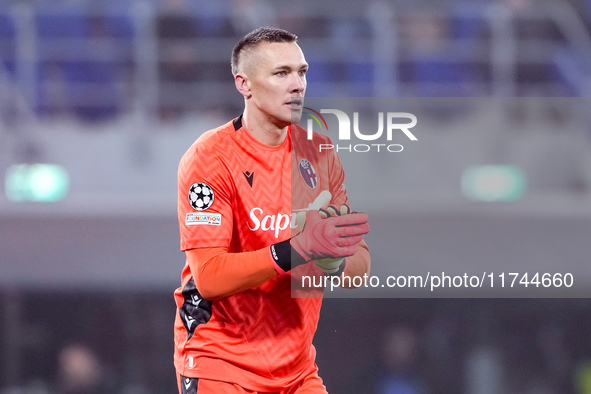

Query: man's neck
left=242, top=109, right=288, bottom=147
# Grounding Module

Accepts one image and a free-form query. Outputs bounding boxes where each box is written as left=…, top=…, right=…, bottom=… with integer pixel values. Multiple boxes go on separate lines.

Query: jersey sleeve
left=186, top=247, right=278, bottom=300
left=178, top=143, right=234, bottom=251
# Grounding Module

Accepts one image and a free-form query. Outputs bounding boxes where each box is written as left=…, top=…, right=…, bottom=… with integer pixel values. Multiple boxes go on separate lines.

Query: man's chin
left=288, top=108, right=303, bottom=124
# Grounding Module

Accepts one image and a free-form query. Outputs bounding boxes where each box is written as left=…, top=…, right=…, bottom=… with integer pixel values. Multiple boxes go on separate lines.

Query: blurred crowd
left=0, top=0, right=590, bottom=124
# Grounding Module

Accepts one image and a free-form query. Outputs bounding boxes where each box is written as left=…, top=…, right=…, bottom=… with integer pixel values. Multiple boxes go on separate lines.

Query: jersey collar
left=233, top=115, right=243, bottom=131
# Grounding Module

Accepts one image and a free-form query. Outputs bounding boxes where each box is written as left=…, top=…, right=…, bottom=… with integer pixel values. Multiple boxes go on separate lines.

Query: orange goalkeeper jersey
left=173, top=116, right=348, bottom=391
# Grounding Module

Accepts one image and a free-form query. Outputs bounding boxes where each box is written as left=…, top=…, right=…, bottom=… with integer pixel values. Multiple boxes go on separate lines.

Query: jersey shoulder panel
left=183, top=120, right=238, bottom=161
left=177, top=119, right=240, bottom=251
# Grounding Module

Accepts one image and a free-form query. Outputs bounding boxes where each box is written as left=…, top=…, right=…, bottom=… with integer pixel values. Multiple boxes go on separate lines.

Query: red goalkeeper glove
left=314, top=203, right=354, bottom=274
left=269, top=209, right=369, bottom=272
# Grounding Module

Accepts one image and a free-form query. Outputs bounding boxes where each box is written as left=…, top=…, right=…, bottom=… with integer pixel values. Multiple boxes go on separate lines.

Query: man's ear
left=235, top=74, right=252, bottom=99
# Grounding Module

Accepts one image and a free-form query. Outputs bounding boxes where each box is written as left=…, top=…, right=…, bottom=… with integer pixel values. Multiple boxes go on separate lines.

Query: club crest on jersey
left=188, top=182, right=214, bottom=211
left=298, top=159, right=318, bottom=189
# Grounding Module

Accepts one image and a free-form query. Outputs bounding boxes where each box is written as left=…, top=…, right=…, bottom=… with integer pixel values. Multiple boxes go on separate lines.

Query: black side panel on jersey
left=179, top=278, right=212, bottom=340
left=180, top=375, right=199, bottom=394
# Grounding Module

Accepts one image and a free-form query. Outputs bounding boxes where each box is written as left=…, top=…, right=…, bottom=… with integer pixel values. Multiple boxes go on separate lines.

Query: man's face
left=240, top=41, right=308, bottom=128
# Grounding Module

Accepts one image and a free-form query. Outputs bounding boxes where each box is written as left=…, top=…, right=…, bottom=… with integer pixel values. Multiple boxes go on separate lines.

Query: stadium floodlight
left=461, top=165, right=526, bottom=202
left=5, top=163, right=69, bottom=202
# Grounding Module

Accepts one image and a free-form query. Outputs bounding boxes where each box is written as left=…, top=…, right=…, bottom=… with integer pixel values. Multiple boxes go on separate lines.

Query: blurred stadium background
left=1, top=0, right=591, bottom=393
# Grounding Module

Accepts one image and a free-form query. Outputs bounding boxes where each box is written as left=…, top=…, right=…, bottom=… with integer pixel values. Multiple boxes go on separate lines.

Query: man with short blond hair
left=173, top=27, right=370, bottom=394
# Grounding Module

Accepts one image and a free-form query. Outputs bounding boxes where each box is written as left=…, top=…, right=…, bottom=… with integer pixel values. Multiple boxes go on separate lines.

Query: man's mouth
left=287, top=98, right=303, bottom=108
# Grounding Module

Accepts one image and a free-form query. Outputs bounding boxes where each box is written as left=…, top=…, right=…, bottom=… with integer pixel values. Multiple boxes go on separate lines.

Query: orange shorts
left=176, top=369, right=328, bottom=394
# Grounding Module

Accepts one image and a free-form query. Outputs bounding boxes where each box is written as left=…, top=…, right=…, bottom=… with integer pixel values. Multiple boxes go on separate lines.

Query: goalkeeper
left=173, top=26, right=370, bottom=394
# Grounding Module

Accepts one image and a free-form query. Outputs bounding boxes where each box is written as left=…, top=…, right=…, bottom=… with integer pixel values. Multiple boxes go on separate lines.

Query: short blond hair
left=231, top=27, right=298, bottom=76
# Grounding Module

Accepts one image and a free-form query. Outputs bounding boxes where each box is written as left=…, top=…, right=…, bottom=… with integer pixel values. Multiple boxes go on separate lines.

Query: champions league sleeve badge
left=188, top=182, right=214, bottom=211
left=298, top=159, right=318, bottom=189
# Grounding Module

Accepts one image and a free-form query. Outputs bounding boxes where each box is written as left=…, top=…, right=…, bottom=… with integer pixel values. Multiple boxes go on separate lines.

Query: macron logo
left=243, top=171, right=254, bottom=187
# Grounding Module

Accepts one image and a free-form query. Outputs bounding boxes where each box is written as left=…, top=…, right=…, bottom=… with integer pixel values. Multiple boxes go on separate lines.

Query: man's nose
left=291, top=74, right=306, bottom=94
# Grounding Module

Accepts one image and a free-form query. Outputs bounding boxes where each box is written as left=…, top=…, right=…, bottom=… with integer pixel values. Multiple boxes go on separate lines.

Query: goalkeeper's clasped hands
left=269, top=191, right=370, bottom=276
left=292, top=205, right=369, bottom=275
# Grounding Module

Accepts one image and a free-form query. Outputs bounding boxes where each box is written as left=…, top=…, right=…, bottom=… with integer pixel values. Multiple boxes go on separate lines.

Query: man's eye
left=276, top=71, right=287, bottom=76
